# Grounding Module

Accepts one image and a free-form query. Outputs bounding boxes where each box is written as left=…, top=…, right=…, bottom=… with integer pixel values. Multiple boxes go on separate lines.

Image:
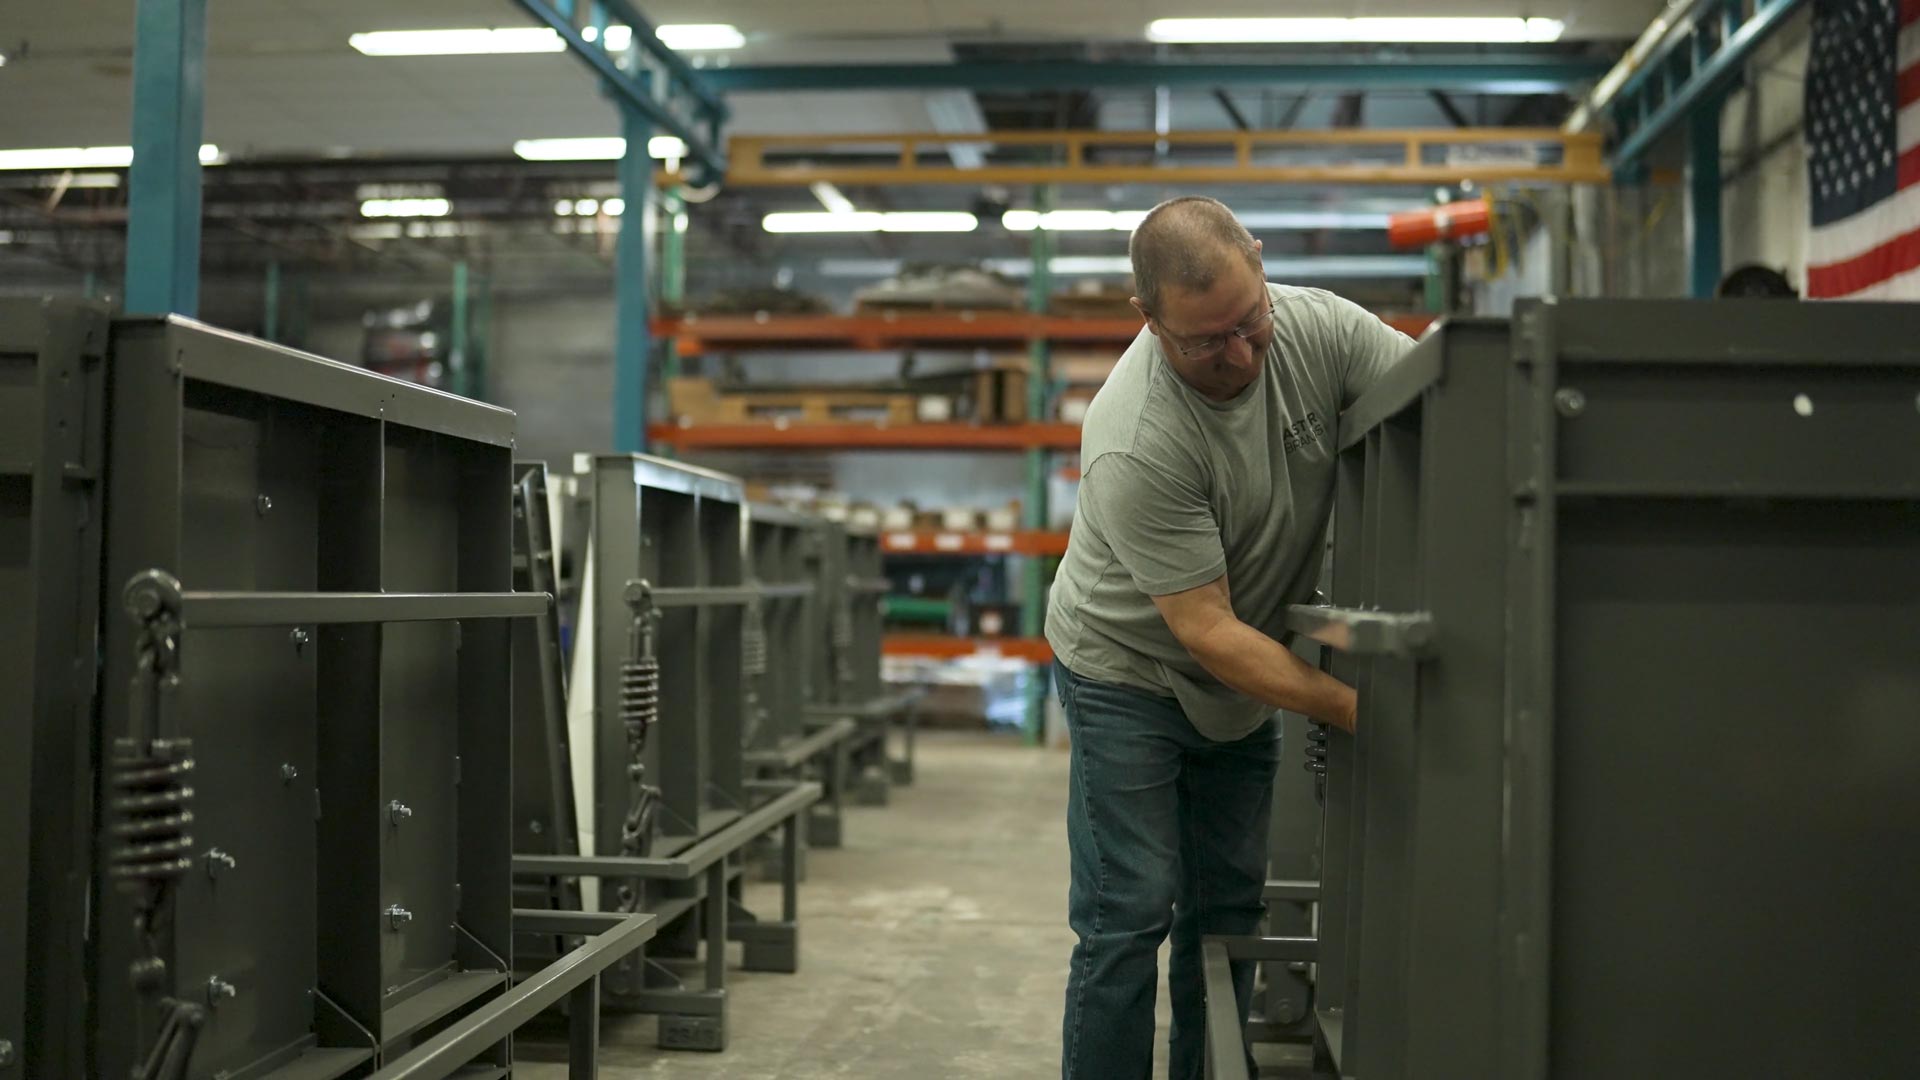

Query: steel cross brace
left=508, top=0, right=728, bottom=182
left=1605, top=0, right=1809, bottom=171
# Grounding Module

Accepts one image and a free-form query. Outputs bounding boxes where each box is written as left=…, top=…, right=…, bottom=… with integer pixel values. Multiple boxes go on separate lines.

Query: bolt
left=206, top=976, right=237, bottom=1006
left=528, top=819, right=545, bottom=835
left=386, top=905, right=414, bottom=931
left=1553, top=387, right=1587, bottom=418
left=255, top=494, right=272, bottom=515
left=289, top=627, right=311, bottom=651
left=389, top=800, right=413, bottom=825
left=281, top=763, right=299, bottom=782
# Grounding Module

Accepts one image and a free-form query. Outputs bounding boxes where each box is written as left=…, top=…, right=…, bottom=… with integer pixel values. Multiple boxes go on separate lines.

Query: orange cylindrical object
left=1387, top=200, right=1491, bottom=248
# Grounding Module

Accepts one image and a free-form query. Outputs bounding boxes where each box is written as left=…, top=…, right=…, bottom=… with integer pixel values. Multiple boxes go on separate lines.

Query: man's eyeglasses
left=1154, top=304, right=1277, bottom=360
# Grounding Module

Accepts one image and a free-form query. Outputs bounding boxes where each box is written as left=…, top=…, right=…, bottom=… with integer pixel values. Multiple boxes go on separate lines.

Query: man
left=1045, top=196, right=1414, bottom=1080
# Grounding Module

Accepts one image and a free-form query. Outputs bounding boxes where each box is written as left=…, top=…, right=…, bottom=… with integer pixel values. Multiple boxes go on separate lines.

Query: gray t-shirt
left=1045, top=283, right=1413, bottom=741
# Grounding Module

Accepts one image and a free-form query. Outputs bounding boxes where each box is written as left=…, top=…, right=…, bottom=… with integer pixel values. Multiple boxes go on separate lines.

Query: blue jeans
left=1056, top=661, right=1279, bottom=1080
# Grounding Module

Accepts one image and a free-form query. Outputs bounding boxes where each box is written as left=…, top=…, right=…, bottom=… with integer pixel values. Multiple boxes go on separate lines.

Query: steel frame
left=509, top=453, right=819, bottom=1052
left=805, top=521, right=922, bottom=802
left=745, top=502, right=858, bottom=850
left=1, top=303, right=648, bottom=1079
left=1203, top=299, right=1920, bottom=1079
left=0, top=298, right=111, bottom=1079
left=699, top=56, right=1614, bottom=94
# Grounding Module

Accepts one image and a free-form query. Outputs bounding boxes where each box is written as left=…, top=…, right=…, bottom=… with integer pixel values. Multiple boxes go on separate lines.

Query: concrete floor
left=516, top=730, right=1078, bottom=1079
left=517, top=729, right=1306, bottom=1079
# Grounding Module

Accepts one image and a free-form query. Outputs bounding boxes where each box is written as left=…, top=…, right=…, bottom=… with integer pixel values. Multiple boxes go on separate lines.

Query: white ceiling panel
left=0, top=1, right=1663, bottom=156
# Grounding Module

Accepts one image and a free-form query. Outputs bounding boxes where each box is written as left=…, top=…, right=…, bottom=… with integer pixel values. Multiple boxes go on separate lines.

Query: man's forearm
left=1186, top=617, right=1356, bottom=730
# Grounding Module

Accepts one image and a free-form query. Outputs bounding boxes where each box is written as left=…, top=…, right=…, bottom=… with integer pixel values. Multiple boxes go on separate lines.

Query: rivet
left=1553, top=388, right=1586, bottom=418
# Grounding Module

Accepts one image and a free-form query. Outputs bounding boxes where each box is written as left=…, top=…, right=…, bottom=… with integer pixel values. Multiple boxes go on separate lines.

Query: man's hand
left=1151, top=575, right=1360, bottom=730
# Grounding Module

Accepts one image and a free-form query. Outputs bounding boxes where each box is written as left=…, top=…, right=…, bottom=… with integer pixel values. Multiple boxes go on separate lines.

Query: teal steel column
left=451, top=261, right=471, bottom=397
left=124, top=0, right=207, bottom=316
left=613, top=106, right=653, bottom=452
left=263, top=260, right=281, bottom=341
left=661, top=185, right=686, bottom=379
left=1687, top=92, right=1724, bottom=298
left=472, top=274, right=493, bottom=402
left=1022, top=185, right=1055, bottom=745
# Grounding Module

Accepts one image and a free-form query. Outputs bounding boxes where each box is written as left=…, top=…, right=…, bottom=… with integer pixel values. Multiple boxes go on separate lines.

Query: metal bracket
left=1284, top=605, right=1437, bottom=659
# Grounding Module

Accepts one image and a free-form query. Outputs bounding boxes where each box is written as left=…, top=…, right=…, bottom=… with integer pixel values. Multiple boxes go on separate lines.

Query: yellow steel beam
left=662, top=128, right=1610, bottom=187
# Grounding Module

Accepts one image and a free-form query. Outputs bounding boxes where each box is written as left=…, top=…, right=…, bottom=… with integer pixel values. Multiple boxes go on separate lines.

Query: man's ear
left=1130, top=296, right=1155, bottom=334
left=1253, top=238, right=1264, bottom=256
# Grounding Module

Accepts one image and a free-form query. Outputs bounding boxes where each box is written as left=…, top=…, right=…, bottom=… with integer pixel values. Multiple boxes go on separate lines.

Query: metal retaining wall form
left=503, top=454, right=817, bottom=1054
left=1, top=301, right=651, bottom=1080
left=1208, top=299, right=1920, bottom=1080
left=0, top=298, right=110, bottom=1080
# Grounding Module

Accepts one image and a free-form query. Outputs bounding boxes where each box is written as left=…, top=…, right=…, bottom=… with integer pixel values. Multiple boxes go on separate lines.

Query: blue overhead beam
left=511, top=0, right=728, bottom=182
left=124, top=0, right=207, bottom=316
left=1607, top=0, right=1807, bottom=170
left=699, top=57, right=1614, bottom=95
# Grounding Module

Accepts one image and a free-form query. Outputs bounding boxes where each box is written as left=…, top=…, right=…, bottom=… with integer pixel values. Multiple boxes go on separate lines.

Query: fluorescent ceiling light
left=515, top=137, right=624, bottom=160
left=1238, top=210, right=1394, bottom=229
left=763, top=211, right=977, bottom=234
left=1003, top=209, right=1147, bottom=232
left=0, top=144, right=221, bottom=170
left=360, top=197, right=451, bottom=218
left=349, top=28, right=566, bottom=56
left=514, top=136, right=688, bottom=161
left=655, top=24, right=744, bottom=50
left=810, top=181, right=855, bottom=215
left=1147, top=17, right=1563, bottom=43
left=582, top=25, right=634, bottom=49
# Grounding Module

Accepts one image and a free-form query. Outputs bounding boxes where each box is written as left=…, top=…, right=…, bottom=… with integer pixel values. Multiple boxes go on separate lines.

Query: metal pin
left=203, top=848, right=236, bottom=879
left=256, top=494, right=273, bottom=515
left=206, top=976, right=237, bottom=1005
left=281, top=763, right=299, bottom=782
left=386, top=905, right=414, bottom=931
left=389, top=800, right=413, bottom=825
left=289, top=627, right=311, bottom=652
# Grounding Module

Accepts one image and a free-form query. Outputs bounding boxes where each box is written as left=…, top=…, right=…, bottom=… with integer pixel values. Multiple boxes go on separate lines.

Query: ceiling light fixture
left=0, top=144, right=222, bottom=170
left=360, top=197, right=452, bottom=218
left=348, top=28, right=567, bottom=56
left=763, top=211, right=977, bottom=234
left=514, top=137, right=624, bottom=160
left=655, top=24, right=744, bottom=50
left=514, top=136, right=689, bottom=161
left=1146, top=17, right=1564, bottom=44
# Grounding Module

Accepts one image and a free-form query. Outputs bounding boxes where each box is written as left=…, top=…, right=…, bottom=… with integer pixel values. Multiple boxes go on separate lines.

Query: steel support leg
left=567, top=974, right=600, bottom=1080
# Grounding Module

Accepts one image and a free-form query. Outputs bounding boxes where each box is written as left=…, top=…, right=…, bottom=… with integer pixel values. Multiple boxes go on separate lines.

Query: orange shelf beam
left=648, top=421, right=1083, bottom=451
left=883, top=633, right=1054, bottom=664
left=654, top=311, right=1432, bottom=354
left=881, top=530, right=1070, bottom=557
left=654, top=312, right=1142, bottom=355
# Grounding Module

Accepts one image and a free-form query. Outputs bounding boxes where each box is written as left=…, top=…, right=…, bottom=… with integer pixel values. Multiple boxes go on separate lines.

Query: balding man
left=1045, top=196, right=1414, bottom=1080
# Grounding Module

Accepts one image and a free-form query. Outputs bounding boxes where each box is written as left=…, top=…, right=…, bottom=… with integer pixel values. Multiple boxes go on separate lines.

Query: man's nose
left=1224, top=334, right=1258, bottom=368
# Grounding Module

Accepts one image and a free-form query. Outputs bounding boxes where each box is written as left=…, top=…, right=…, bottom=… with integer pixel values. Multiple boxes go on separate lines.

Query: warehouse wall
left=1719, top=10, right=1811, bottom=288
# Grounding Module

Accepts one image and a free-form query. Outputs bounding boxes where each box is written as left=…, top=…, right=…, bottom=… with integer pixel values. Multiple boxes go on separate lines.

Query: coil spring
left=1304, top=723, right=1329, bottom=806
left=742, top=603, right=769, bottom=678
left=619, top=656, right=659, bottom=735
left=107, top=737, right=196, bottom=887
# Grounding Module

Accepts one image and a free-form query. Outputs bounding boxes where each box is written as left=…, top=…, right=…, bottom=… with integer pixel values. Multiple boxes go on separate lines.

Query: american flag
left=1806, top=0, right=1920, bottom=298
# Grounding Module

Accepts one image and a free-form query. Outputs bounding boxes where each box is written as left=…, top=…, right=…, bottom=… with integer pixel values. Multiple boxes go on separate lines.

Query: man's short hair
left=1129, top=196, right=1263, bottom=313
